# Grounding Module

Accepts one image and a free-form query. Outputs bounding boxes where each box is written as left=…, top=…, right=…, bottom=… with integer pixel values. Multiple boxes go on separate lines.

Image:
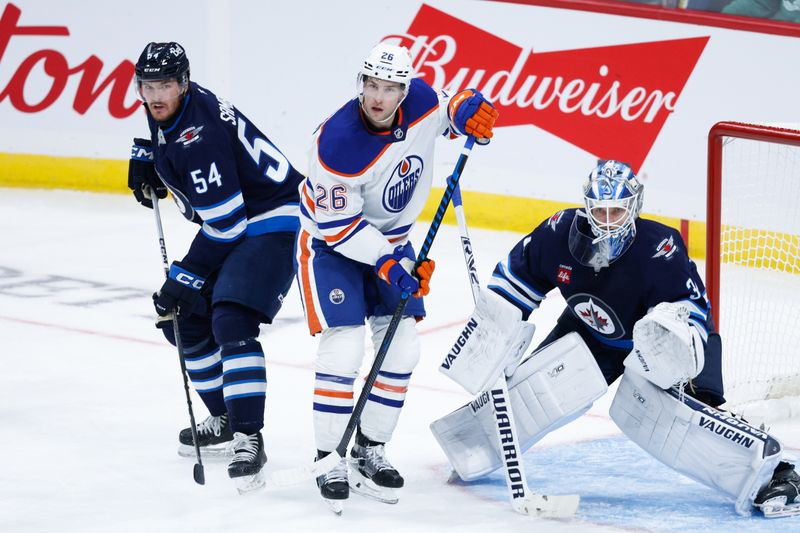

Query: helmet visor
left=134, top=75, right=187, bottom=104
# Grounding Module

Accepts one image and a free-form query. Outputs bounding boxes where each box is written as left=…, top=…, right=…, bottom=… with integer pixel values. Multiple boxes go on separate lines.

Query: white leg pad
left=610, top=371, right=783, bottom=515
left=431, top=333, right=608, bottom=481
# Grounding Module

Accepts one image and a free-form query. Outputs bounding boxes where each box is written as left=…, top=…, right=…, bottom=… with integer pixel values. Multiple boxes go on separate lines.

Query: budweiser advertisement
left=2, top=0, right=799, bottom=220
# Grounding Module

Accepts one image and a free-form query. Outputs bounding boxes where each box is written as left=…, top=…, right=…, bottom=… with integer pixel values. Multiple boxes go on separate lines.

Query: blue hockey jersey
left=145, top=81, right=303, bottom=274
left=488, top=208, right=711, bottom=351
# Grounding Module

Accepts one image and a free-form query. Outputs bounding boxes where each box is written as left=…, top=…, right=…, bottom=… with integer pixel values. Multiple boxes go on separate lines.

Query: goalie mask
left=357, top=43, right=413, bottom=124
left=569, top=160, right=643, bottom=269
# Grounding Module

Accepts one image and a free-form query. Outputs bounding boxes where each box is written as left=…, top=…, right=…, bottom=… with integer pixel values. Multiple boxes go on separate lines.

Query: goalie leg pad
left=439, top=289, right=535, bottom=395
left=610, top=371, right=783, bottom=515
left=431, top=332, right=608, bottom=480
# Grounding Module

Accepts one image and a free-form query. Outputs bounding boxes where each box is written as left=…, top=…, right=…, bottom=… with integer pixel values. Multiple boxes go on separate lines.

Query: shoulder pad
left=317, top=100, right=393, bottom=177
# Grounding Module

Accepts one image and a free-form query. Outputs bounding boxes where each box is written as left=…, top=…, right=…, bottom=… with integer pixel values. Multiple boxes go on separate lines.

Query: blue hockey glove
left=375, top=244, right=434, bottom=298
left=153, top=261, right=208, bottom=317
left=447, top=89, right=498, bottom=141
left=129, top=138, right=167, bottom=209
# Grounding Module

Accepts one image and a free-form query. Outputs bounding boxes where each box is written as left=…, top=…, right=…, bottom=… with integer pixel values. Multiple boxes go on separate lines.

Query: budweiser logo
left=384, top=4, right=708, bottom=169
left=0, top=3, right=137, bottom=118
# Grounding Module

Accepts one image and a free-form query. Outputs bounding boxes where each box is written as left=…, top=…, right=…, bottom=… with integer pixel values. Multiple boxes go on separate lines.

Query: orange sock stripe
left=314, top=388, right=354, bottom=399
left=374, top=381, right=408, bottom=394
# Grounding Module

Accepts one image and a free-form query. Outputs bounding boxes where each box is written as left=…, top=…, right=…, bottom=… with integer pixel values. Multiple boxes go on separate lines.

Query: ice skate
left=316, top=452, right=349, bottom=515
left=349, top=433, right=403, bottom=504
left=755, top=461, right=800, bottom=518
left=178, top=413, right=234, bottom=458
left=227, top=432, right=267, bottom=494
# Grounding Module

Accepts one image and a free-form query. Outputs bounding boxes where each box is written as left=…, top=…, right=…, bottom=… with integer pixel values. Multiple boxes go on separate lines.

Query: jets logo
left=567, top=293, right=625, bottom=339
left=547, top=210, right=565, bottom=232
left=652, top=235, right=678, bottom=259
left=175, top=125, right=204, bottom=146
left=383, top=155, right=423, bottom=213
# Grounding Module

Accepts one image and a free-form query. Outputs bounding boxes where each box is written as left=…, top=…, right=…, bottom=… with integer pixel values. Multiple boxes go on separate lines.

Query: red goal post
left=706, top=121, right=800, bottom=410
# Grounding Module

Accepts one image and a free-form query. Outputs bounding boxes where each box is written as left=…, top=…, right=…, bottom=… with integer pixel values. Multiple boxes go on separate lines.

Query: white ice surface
left=1, top=189, right=798, bottom=533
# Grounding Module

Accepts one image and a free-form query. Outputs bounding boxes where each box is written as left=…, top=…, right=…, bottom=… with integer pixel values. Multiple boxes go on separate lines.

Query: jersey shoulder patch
left=638, top=219, right=684, bottom=261
left=317, top=100, right=393, bottom=177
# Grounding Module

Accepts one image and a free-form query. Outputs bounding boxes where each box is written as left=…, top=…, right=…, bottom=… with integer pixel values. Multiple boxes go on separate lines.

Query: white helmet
left=357, top=43, right=413, bottom=106
left=361, top=43, right=413, bottom=85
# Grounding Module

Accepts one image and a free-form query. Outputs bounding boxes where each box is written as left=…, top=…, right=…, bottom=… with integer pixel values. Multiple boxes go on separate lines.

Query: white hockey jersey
left=300, top=78, right=457, bottom=265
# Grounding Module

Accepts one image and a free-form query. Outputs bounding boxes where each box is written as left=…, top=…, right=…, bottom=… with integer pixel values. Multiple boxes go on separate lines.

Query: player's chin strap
left=151, top=194, right=205, bottom=486
left=270, top=136, right=478, bottom=487
left=449, top=181, right=580, bottom=519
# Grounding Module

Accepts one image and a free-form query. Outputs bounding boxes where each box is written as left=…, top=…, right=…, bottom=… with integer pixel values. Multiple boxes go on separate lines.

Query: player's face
left=362, top=77, right=404, bottom=129
left=590, top=206, right=628, bottom=229
left=139, top=79, right=184, bottom=121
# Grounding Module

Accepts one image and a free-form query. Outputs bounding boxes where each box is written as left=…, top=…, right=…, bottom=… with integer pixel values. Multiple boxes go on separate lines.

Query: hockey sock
left=221, top=338, right=266, bottom=435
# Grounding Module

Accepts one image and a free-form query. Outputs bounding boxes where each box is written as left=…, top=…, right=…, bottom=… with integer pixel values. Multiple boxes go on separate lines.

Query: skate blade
left=322, top=498, right=344, bottom=515
left=757, top=496, right=800, bottom=518
left=349, top=468, right=398, bottom=504
left=178, top=443, right=233, bottom=459
left=232, top=471, right=265, bottom=495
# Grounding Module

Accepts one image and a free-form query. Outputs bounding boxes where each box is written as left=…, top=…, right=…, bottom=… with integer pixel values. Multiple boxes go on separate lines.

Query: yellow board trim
left=2, top=151, right=777, bottom=264
left=0, top=152, right=128, bottom=193
left=420, top=186, right=709, bottom=260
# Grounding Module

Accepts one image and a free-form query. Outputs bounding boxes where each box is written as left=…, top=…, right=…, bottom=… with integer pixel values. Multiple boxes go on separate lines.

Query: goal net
left=707, top=122, right=800, bottom=415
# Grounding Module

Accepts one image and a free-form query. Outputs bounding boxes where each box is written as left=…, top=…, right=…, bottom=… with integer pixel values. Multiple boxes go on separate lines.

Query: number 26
left=315, top=184, right=347, bottom=211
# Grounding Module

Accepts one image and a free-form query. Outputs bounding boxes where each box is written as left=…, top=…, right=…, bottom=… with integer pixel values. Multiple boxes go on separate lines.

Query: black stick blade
left=193, top=463, right=205, bottom=485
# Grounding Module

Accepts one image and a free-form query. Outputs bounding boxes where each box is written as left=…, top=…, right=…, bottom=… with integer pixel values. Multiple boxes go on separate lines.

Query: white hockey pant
left=610, top=371, right=784, bottom=515
left=430, top=332, right=608, bottom=481
left=313, top=317, right=420, bottom=451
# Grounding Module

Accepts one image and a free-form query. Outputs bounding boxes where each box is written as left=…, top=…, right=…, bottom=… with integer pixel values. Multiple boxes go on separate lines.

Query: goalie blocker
left=439, top=289, right=536, bottom=395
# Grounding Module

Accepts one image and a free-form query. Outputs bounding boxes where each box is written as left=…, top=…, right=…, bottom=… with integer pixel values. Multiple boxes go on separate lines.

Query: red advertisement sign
left=0, top=3, right=137, bottom=118
left=387, top=4, right=708, bottom=169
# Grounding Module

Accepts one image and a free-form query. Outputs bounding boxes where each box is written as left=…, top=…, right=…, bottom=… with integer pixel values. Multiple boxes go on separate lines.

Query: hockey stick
left=450, top=182, right=579, bottom=518
left=152, top=196, right=205, bottom=486
left=271, top=136, right=478, bottom=486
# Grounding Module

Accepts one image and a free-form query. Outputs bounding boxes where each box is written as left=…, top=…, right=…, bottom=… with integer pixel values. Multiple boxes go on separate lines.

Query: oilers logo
left=329, top=288, right=345, bottom=305
left=567, top=293, right=625, bottom=339
left=383, top=155, right=423, bottom=213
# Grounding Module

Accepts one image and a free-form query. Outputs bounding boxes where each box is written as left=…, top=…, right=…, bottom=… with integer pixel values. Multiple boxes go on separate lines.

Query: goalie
left=432, top=160, right=799, bottom=518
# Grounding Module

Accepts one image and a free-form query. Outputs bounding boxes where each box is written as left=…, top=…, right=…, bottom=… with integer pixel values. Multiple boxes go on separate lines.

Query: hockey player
left=433, top=160, right=799, bottom=517
left=296, top=42, right=498, bottom=510
left=127, top=42, right=303, bottom=492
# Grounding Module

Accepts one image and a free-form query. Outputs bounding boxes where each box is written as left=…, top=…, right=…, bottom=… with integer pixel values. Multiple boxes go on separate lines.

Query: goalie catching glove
left=439, top=289, right=535, bottom=395
left=624, top=301, right=705, bottom=389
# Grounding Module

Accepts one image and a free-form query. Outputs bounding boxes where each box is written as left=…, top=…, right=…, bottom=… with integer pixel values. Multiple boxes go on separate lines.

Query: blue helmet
left=568, top=160, right=643, bottom=269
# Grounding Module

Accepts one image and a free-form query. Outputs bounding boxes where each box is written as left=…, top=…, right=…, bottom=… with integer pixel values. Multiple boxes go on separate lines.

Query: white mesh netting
left=716, top=127, right=800, bottom=415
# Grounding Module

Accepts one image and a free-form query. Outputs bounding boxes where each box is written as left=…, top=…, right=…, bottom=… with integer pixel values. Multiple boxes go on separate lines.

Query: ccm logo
left=175, top=273, right=204, bottom=290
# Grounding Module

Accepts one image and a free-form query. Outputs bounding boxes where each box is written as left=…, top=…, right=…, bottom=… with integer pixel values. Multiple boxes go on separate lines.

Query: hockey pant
left=313, top=316, right=420, bottom=451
